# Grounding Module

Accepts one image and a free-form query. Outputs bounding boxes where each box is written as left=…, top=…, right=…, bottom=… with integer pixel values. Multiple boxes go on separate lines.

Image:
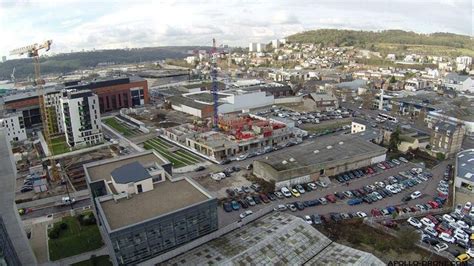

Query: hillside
left=0, top=46, right=208, bottom=80
left=287, top=29, right=473, bottom=52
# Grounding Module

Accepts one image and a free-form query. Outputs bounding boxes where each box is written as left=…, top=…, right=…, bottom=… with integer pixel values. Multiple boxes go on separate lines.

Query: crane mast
left=211, top=38, right=219, bottom=130
left=10, top=40, right=59, bottom=181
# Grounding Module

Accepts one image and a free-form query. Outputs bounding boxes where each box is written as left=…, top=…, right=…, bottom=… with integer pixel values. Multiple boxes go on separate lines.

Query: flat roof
left=164, top=212, right=384, bottom=265
left=456, top=149, right=474, bottom=181
left=257, top=134, right=386, bottom=172
left=98, top=178, right=210, bottom=230
left=85, top=152, right=164, bottom=183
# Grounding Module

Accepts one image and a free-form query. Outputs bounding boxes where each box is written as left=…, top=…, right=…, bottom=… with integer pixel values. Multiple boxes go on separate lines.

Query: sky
left=0, top=0, right=472, bottom=58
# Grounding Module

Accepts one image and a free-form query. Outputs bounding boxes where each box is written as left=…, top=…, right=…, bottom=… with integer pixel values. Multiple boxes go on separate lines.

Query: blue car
left=347, top=198, right=363, bottom=206
left=223, top=202, right=232, bottom=212
left=231, top=200, right=240, bottom=211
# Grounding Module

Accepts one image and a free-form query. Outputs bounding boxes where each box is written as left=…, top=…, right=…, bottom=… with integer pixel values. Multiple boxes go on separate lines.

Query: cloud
left=0, top=0, right=472, bottom=57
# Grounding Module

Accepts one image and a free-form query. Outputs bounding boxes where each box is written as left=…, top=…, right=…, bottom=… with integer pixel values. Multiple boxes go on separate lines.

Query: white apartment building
left=44, top=91, right=64, bottom=135
left=249, top=43, right=258, bottom=52
left=0, top=112, right=27, bottom=142
left=456, top=56, right=472, bottom=66
left=60, top=90, right=103, bottom=148
left=256, top=43, right=266, bottom=53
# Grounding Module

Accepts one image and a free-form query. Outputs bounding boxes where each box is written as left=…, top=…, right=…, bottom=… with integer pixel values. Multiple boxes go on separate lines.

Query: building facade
left=430, top=121, right=465, bottom=157
left=84, top=152, right=218, bottom=265
left=0, top=112, right=27, bottom=142
left=455, top=149, right=474, bottom=193
left=60, top=90, right=103, bottom=148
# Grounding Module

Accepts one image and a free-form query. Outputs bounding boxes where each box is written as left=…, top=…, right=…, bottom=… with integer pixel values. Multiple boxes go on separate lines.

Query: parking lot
left=217, top=159, right=450, bottom=228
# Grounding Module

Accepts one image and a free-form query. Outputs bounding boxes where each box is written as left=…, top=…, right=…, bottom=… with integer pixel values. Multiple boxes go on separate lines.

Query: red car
left=382, top=162, right=391, bottom=169
left=427, top=201, right=439, bottom=209
left=367, top=166, right=375, bottom=174
left=371, top=208, right=382, bottom=217
left=325, top=194, right=337, bottom=203
left=426, top=215, right=440, bottom=225
left=259, top=193, right=270, bottom=203
left=435, top=223, right=452, bottom=235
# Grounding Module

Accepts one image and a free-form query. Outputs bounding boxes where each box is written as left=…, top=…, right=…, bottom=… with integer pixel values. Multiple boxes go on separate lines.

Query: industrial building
left=163, top=115, right=292, bottom=161
left=169, top=89, right=274, bottom=118
left=455, top=149, right=474, bottom=193
left=165, top=212, right=384, bottom=265
left=60, top=90, right=103, bottom=148
left=0, top=129, right=37, bottom=265
left=253, top=134, right=387, bottom=188
left=84, top=151, right=218, bottom=265
left=0, top=112, right=27, bottom=142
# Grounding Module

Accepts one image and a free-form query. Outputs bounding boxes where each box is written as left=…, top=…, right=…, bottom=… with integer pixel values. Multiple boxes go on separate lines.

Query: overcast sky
left=1, top=0, right=472, bottom=57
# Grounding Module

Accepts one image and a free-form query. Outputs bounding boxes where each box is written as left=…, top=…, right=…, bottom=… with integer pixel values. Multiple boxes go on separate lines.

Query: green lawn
left=143, top=138, right=203, bottom=168
left=72, top=255, right=112, bottom=266
left=50, top=136, right=70, bottom=155
left=48, top=215, right=103, bottom=261
left=103, top=117, right=141, bottom=137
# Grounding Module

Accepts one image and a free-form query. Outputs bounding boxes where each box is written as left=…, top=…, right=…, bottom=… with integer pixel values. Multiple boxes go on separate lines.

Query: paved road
left=217, top=159, right=451, bottom=228
left=21, top=199, right=92, bottom=220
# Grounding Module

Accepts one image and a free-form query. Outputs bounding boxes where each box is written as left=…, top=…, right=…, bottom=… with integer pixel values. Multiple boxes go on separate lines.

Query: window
left=137, top=184, right=143, bottom=193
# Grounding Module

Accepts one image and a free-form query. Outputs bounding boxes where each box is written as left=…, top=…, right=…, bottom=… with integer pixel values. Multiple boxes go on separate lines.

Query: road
left=21, top=198, right=92, bottom=220
left=217, top=159, right=451, bottom=228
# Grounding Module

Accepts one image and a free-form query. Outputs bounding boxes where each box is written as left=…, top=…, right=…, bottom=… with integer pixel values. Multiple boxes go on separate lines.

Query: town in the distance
left=0, top=29, right=473, bottom=266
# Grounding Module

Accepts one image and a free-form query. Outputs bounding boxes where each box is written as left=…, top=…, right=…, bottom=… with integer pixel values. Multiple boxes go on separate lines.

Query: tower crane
left=211, top=38, right=219, bottom=130
left=10, top=40, right=60, bottom=181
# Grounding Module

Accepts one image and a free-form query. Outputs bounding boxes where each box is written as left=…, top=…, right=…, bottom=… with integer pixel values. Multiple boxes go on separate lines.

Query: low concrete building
left=351, top=118, right=370, bottom=134
left=455, top=149, right=474, bottom=192
left=302, top=92, right=338, bottom=111
left=253, top=135, right=387, bottom=188
left=84, top=151, right=218, bottom=265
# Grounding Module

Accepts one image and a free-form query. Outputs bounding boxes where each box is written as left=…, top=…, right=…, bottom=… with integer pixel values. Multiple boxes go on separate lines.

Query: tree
left=436, top=152, right=446, bottom=161
left=389, top=76, right=396, bottom=83
left=388, top=126, right=402, bottom=152
left=360, top=89, right=375, bottom=109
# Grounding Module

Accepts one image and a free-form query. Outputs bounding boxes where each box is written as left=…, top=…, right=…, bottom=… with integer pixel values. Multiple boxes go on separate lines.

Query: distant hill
left=287, top=29, right=473, bottom=50
left=0, top=46, right=208, bottom=80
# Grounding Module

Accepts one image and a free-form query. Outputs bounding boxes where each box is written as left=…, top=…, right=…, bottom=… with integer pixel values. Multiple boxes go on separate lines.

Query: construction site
left=162, top=114, right=294, bottom=162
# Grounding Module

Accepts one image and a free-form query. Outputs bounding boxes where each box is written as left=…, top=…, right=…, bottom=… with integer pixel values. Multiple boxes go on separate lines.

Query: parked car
left=295, top=184, right=306, bottom=194
left=433, top=243, right=449, bottom=253
left=246, top=196, right=256, bottom=206
left=291, top=189, right=301, bottom=197
left=223, top=202, right=232, bottom=212
left=407, top=217, right=423, bottom=228
left=239, top=210, right=253, bottom=219
left=439, top=232, right=455, bottom=243
left=281, top=187, right=292, bottom=197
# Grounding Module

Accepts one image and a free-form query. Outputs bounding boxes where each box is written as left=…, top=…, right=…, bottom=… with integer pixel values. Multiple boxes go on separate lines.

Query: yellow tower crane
left=10, top=40, right=60, bottom=181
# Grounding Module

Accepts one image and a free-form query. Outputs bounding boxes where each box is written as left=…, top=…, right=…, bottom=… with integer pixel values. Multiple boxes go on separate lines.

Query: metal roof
left=456, top=149, right=474, bottom=181
left=110, top=161, right=151, bottom=184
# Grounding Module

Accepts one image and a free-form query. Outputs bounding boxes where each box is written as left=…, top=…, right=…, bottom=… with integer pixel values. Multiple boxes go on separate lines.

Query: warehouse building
left=455, top=149, right=474, bottom=193
left=253, top=135, right=387, bottom=188
left=84, top=151, right=218, bottom=265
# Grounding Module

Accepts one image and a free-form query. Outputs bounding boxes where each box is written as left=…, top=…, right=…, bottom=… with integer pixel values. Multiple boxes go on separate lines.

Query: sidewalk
left=38, top=247, right=108, bottom=266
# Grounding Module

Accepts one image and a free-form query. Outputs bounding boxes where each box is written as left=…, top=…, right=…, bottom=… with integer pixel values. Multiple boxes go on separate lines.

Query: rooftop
left=85, top=151, right=166, bottom=183
left=164, top=212, right=384, bottom=265
left=98, top=178, right=210, bottom=230
left=456, top=149, right=474, bottom=181
left=110, top=161, right=151, bottom=184
left=256, top=134, right=386, bottom=173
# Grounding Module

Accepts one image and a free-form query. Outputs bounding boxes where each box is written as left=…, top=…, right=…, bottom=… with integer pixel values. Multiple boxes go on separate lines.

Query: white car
left=315, top=180, right=328, bottom=188
left=464, top=202, right=472, bottom=212
left=356, top=211, right=367, bottom=218
left=239, top=210, right=253, bottom=219
left=386, top=185, right=399, bottom=194
left=411, top=191, right=422, bottom=199
left=304, top=215, right=313, bottom=225
left=307, top=182, right=318, bottom=190
left=442, top=214, right=456, bottom=224
left=454, top=232, right=469, bottom=242
left=407, top=217, right=423, bottom=228
left=281, top=187, right=292, bottom=197
left=455, top=204, right=463, bottom=215
left=399, top=157, right=408, bottom=163
left=470, top=209, right=474, bottom=218
left=274, top=204, right=287, bottom=212
left=456, top=220, right=469, bottom=230
left=467, top=248, right=474, bottom=258
left=439, top=232, right=455, bottom=243
left=420, top=217, right=436, bottom=228
left=424, top=226, right=438, bottom=237
left=433, top=243, right=449, bottom=253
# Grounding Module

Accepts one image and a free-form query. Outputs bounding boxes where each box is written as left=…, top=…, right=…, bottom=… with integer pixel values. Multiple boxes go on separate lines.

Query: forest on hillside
left=0, top=46, right=208, bottom=80
left=287, top=29, right=473, bottom=49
